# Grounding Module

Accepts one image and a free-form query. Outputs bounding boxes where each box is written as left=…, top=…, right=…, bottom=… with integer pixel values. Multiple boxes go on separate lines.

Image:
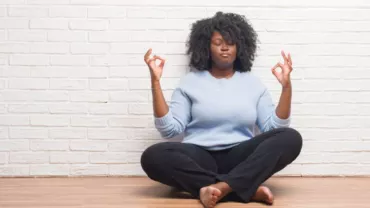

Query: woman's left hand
left=272, top=51, right=293, bottom=88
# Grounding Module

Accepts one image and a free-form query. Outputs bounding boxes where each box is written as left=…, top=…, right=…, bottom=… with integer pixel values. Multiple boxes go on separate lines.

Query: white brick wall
left=0, top=0, right=369, bottom=177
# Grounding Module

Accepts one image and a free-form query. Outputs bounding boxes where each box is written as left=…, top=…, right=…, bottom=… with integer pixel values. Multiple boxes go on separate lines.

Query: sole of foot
left=251, top=186, right=274, bottom=205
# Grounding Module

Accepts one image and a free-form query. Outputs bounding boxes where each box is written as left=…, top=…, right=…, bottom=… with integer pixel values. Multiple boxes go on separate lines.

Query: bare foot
left=251, top=186, right=274, bottom=205
left=199, top=186, right=222, bottom=208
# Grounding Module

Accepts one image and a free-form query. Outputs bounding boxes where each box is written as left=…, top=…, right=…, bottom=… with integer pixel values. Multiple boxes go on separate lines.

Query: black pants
left=140, top=127, right=302, bottom=203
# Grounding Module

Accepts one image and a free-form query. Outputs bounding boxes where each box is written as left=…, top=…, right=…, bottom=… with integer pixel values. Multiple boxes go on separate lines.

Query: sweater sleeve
left=154, top=87, right=192, bottom=139
left=256, top=87, right=291, bottom=132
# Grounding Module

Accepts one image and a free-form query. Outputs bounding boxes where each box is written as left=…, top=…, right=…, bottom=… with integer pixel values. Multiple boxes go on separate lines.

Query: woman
left=140, top=12, right=302, bottom=208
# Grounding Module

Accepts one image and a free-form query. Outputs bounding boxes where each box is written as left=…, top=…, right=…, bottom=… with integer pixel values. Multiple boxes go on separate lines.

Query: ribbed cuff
left=272, top=111, right=291, bottom=127
left=154, top=111, right=173, bottom=128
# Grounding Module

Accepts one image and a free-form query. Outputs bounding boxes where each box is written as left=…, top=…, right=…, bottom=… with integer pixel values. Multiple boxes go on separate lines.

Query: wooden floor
left=0, top=177, right=369, bottom=208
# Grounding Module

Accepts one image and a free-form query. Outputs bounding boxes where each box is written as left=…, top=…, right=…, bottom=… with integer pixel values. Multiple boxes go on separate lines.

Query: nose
left=221, top=43, right=229, bottom=51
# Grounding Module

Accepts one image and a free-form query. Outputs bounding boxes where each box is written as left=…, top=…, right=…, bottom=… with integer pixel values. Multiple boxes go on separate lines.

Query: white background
left=0, top=0, right=370, bottom=176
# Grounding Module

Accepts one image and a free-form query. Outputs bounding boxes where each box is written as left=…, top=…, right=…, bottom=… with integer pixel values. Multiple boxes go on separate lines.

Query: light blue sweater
left=154, top=70, right=291, bottom=151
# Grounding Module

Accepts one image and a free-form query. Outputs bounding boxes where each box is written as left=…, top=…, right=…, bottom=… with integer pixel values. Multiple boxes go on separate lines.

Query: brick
left=0, top=104, right=6, bottom=114
left=48, top=31, right=87, bottom=42
left=0, top=43, right=29, bottom=53
left=109, top=164, right=145, bottom=176
left=88, top=128, right=127, bottom=140
left=0, top=19, right=29, bottom=29
left=0, top=140, right=29, bottom=151
left=110, top=43, right=156, bottom=54
left=49, top=104, right=88, bottom=114
left=89, top=79, right=129, bottom=90
left=30, top=140, right=69, bottom=151
left=30, top=18, right=69, bottom=29
left=2, top=91, right=68, bottom=102
left=50, top=55, right=89, bottom=66
left=8, top=6, right=48, bottom=17
left=27, top=0, right=69, bottom=4
left=90, top=152, right=127, bottom=164
left=0, top=153, right=6, bottom=164
left=0, top=7, right=6, bottom=16
left=127, top=7, right=166, bottom=18
left=0, top=128, right=8, bottom=139
left=69, top=20, right=109, bottom=31
left=296, top=152, right=370, bottom=164
left=109, top=67, right=149, bottom=78
left=0, top=116, right=29, bottom=126
left=0, top=0, right=25, bottom=4
left=10, top=55, right=49, bottom=66
left=30, top=116, right=69, bottom=127
left=88, top=104, right=128, bottom=115
left=70, top=43, right=110, bottom=54
left=90, top=55, right=128, bottom=66
left=9, top=152, right=49, bottom=164
left=8, top=30, right=46, bottom=41
left=70, top=91, right=109, bottom=103
left=0, top=166, right=29, bottom=177
left=31, top=67, right=108, bottom=78
left=50, top=152, right=89, bottom=164
left=108, top=140, right=156, bottom=152
left=129, top=78, right=179, bottom=90
left=50, top=79, right=87, bottom=90
left=129, top=54, right=188, bottom=66
left=167, top=7, right=207, bottom=19
left=70, top=164, right=108, bottom=176
left=29, top=43, right=69, bottom=54
left=8, top=78, right=49, bottom=89
left=303, top=141, right=370, bottom=152
left=109, top=91, right=149, bottom=102
left=49, top=128, right=86, bottom=139
left=88, top=6, right=126, bottom=18
left=300, top=164, right=369, bottom=176
left=274, top=164, right=302, bottom=176
left=129, top=104, right=153, bottom=115
left=110, top=19, right=193, bottom=30
left=108, top=117, right=151, bottom=128
left=129, top=31, right=166, bottom=42
left=30, top=165, right=69, bottom=176
left=70, top=141, right=107, bottom=151
left=0, top=55, right=7, bottom=65
left=49, top=6, right=87, bottom=18
left=10, top=128, right=48, bottom=139
left=89, top=31, right=129, bottom=42
left=71, top=116, right=108, bottom=127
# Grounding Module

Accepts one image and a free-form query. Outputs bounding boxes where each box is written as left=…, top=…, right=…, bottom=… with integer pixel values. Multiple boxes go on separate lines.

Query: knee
left=280, top=127, right=303, bottom=156
left=140, top=142, right=168, bottom=177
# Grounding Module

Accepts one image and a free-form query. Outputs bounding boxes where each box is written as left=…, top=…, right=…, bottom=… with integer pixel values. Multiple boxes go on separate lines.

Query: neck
left=210, top=66, right=234, bottom=78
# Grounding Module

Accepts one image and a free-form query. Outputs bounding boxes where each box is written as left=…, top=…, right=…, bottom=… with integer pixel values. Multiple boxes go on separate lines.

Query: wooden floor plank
left=0, top=177, right=369, bottom=208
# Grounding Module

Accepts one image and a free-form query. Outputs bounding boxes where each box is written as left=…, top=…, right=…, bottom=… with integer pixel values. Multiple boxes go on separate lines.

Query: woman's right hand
left=144, top=48, right=166, bottom=82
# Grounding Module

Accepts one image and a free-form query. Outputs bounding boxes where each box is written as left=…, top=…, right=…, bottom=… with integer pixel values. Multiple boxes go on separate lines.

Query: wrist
left=282, top=81, right=292, bottom=89
left=151, top=79, right=161, bottom=89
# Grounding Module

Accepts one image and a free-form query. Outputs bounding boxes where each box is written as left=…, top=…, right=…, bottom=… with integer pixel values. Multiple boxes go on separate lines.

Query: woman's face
left=210, top=31, right=237, bottom=69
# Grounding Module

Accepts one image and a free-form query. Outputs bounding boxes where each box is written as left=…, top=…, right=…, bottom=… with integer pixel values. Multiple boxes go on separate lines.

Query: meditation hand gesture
left=272, top=51, right=293, bottom=88
left=144, top=48, right=166, bottom=82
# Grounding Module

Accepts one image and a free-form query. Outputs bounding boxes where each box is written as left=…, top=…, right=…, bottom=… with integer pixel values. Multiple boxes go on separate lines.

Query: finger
left=153, top=55, right=165, bottom=61
left=153, top=55, right=165, bottom=65
left=271, top=68, right=279, bottom=78
left=288, top=53, right=293, bottom=66
left=159, top=59, right=165, bottom=68
left=271, top=62, right=284, bottom=70
left=144, top=48, right=152, bottom=62
left=281, top=50, right=289, bottom=65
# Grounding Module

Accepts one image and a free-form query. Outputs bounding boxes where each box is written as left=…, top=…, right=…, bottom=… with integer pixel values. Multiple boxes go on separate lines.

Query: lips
left=220, top=53, right=230, bottom=58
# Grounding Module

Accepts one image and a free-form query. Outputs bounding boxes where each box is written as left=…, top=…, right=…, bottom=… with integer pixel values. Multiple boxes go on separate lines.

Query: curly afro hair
left=186, top=11, right=258, bottom=72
